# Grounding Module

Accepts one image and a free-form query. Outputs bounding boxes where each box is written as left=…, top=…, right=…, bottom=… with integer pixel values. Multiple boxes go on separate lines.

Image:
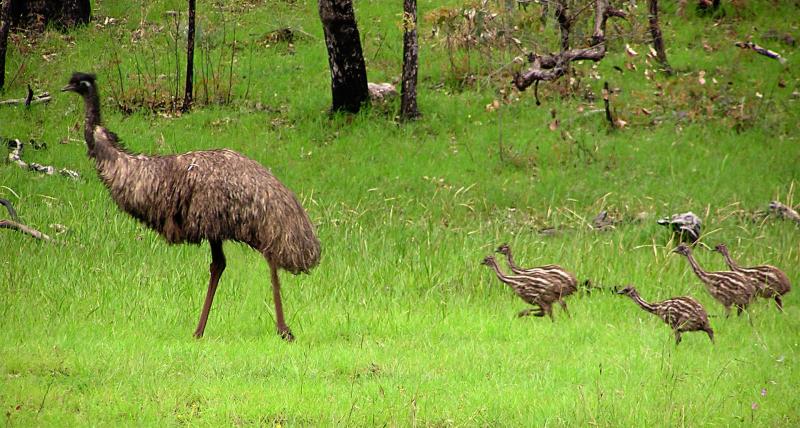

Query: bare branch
left=0, top=198, right=54, bottom=242
left=0, top=92, right=52, bottom=106
left=735, top=41, right=787, bottom=64
left=0, top=219, right=53, bottom=241
left=514, top=0, right=625, bottom=92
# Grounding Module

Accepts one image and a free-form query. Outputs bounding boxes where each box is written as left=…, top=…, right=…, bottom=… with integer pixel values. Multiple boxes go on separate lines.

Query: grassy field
left=2, top=0, right=800, bottom=425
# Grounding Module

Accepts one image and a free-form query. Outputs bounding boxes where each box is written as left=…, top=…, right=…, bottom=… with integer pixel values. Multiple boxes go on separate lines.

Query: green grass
left=2, top=0, right=800, bottom=425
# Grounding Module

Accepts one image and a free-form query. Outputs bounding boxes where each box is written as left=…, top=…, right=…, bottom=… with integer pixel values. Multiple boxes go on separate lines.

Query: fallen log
left=735, top=41, right=787, bottom=64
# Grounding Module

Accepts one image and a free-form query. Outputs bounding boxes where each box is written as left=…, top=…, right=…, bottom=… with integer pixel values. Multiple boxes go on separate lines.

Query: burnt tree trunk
left=400, top=0, right=419, bottom=120
left=181, top=0, right=196, bottom=112
left=9, top=0, right=90, bottom=31
left=648, top=0, right=672, bottom=75
left=0, top=0, right=11, bottom=90
left=318, top=0, right=369, bottom=114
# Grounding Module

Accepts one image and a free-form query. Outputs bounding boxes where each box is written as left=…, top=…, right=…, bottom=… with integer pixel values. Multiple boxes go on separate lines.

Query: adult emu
left=63, top=72, right=320, bottom=341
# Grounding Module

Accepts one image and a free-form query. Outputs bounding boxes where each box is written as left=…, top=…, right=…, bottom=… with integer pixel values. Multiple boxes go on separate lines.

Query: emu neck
left=721, top=250, right=740, bottom=270
left=487, top=261, right=510, bottom=283
left=628, top=292, right=656, bottom=314
left=82, top=90, right=102, bottom=157
left=504, top=250, right=519, bottom=272
left=684, top=253, right=711, bottom=283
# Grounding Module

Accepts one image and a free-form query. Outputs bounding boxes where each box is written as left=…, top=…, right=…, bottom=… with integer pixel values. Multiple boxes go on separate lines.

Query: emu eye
left=81, top=81, right=92, bottom=88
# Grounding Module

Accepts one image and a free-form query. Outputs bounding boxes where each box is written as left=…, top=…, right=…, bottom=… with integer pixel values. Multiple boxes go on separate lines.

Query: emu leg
left=269, top=259, right=294, bottom=342
left=559, top=299, right=571, bottom=317
left=705, top=327, right=715, bottom=343
left=674, top=330, right=682, bottom=345
left=194, top=240, right=226, bottom=338
left=775, top=295, right=784, bottom=312
left=543, top=304, right=555, bottom=322
left=517, top=307, right=543, bottom=318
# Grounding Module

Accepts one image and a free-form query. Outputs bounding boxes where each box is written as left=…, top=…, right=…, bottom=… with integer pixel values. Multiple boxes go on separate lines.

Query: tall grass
left=1, top=0, right=799, bottom=425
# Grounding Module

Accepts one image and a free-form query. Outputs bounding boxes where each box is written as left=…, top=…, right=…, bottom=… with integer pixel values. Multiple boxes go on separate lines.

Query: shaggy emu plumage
left=615, top=285, right=714, bottom=345
left=63, top=72, right=320, bottom=341
left=714, top=243, right=791, bottom=311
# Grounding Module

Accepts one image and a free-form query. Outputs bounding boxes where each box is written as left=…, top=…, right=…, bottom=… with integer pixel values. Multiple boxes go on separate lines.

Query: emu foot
left=517, top=308, right=543, bottom=318
left=278, top=327, right=295, bottom=342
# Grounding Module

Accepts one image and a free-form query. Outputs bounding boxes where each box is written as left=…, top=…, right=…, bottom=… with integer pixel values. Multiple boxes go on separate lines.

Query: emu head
left=495, top=243, right=511, bottom=255
left=672, top=243, right=692, bottom=257
left=62, top=72, right=97, bottom=96
left=481, top=255, right=495, bottom=267
left=615, top=285, right=637, bottom=296
left=713, top=243, right=729, bottom=255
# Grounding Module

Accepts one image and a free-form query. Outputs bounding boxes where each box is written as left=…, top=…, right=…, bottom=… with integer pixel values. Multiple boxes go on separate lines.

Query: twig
left=24, top=84, right=33, bottom=106
left=735, top=41, right=787, bottom=64
left=0, top=219, right=53, bottom=241
left=0, top=91, right=51, bottom=106
left=0, top=198, right=19, bottom=221
left=227, top=23, right=237, bottom=105
left=603, top=81, right=615, bottom=129
left=0, top=198, right=54, bottom=241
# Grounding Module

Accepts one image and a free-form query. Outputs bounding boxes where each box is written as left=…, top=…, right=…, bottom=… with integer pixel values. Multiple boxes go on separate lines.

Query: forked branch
left=514, top=0, right=625, bottom=91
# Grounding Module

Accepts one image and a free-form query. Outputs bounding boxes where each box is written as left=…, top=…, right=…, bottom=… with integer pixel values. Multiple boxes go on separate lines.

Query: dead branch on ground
left=768, top=201, right=800, bottom=225
left=6, top=139, right=80, bottom=179
left=735, top=41, right=787, bottom=64
left=0, top=198, right=53, bottom=242
left=0, top=90, right=51, bottom=106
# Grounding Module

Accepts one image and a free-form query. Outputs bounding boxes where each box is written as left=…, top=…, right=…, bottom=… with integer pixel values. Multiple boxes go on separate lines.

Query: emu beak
left=61, top=83, right=76, bottom=92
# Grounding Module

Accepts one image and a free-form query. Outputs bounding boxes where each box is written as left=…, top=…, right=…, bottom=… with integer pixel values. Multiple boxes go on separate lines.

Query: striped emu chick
left=495, top=243, right=577, bottom=315
left=63, top=73, right=320, bottom=341
left=673, top=244, right=757, bottom=317
left=714, top=243, right=791, bottom=311
left=615, top=286, right=714, bottom=345
left=481, top=255, right=561, bottom=320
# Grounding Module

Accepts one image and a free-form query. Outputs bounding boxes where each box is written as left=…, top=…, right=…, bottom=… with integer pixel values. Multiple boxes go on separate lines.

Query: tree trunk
left=648, top=0, right=672, bottom=75
left=555, top=0, right=570, bottom=53
left=181, top=0, right=196, bottom=112
left=318, top=0, right=369, bottom=114
left=0, top=0, right=11, bottom=90
left=9, top=0, right=90, bottom=31
left=400, top=0, right=419, bottom=121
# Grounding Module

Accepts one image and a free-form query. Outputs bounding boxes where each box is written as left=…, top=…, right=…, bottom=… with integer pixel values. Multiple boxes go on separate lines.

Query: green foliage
left=1, top=0, right=799, bottom=425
